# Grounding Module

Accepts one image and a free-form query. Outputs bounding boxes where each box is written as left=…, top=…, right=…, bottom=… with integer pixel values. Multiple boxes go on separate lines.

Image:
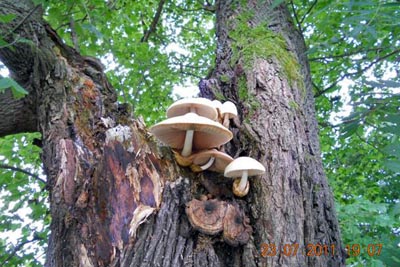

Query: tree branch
left=314, top=49, right=400, bottom=97
left=8, top=4, right=41, bottom=36
left=69, top=17, right=80, bottom=52
left=312, top=80, right=323, bottom=96
left=300, top=0, right=318, bottom=24
left=180, top=70, right=203, bottom=79
left=141, top=0, right=166, bottom=42
left=0, top=90, right=37, bottom=137
left=0, top=235, right=42, bottom=267
left=355, top=131, right=384, bottom=154
left=202, top=0, right=216, bottom=12
left=0, top=164, right=46, bottom=184
left=309, top=46, right=388, bottom=62
left=54, top=15, right=88, bottom=31
left=176, top=0, right=216, bottom=12
left=289, top=0, right=303, bottom=33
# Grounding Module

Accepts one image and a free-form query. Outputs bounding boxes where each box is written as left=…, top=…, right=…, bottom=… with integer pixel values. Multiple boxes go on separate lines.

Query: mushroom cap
left=190, top=149, right=233, bottom=173
left=212, top=100, right=223, bottom=115
left=224, top=157, right=265, bottom=178
left=185, top=199, right=227, bottom=235
left=220, top=101, right=238, bottom=118
left=167, top=98, right=218, bottom=121
left=150, top=113, right=233, bottom=150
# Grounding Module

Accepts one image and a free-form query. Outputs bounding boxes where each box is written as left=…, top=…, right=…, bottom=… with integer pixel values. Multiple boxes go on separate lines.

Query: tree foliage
left=292, top=0, right=400, bottom=265
left=0, top=0, right=399, bottom=266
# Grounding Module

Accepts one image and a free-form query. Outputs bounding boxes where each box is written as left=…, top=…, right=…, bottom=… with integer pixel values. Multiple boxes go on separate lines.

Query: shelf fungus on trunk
left=185, top=198, right=252, bottom=246
left=222, top=203, right=252, bottom=247
left=185, top=198, right=227, bottom=235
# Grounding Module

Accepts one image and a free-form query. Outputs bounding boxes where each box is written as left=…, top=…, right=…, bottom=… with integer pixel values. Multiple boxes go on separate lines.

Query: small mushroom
left=222, top=203, right=252, bottom=246
left=167, top=97, right=218, bottom=121
left=185, top=199, right=228, bottom=235
left=220, top=101, right=238, bottom=128
left=224, top=157, right=265, bottom=197
left=150, top=112, right=232, bottom=157
left=189, top=149, right=233, bottom=173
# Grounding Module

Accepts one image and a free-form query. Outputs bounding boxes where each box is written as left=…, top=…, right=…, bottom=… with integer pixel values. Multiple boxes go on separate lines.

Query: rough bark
left=0, top=1, right=39, bottom=137
left=0, top=90, right=37, bottom=137
left=0, top=0, right=346, bottom=266
left=199, top=0, right=346, bottom=266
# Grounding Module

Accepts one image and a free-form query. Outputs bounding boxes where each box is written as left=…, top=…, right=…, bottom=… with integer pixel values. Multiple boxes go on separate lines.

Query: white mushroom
left=224, top=157, right=265, bottom=197
left=167, top=98, right=218, bottom=121
left=150, top=113, right=232, bottom=157
left=190, top=149, right=234, bottom=173
left=220, top=101, right=238, bottom=128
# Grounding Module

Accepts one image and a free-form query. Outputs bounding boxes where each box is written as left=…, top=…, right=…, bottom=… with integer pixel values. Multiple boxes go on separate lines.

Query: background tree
left=299, top=1, right=400, bottom=265
left=0, top=0, right=398, bottom=266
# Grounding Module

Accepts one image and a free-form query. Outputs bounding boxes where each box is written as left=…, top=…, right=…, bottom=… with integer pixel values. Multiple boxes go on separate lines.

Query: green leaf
left=0, top=77, right=29, bottom=98
left=16, top=37, right=35, bottom=46
left=383, top=160, right=400, bottom=173
left=389, top=202, right=400, bottom=217
left=384, top=114, right=400, bottom=126
left=382, top=3, right=400, bottom=7
left=341, top=122, right=359, bottom=138
left=0, top=37, right=8, bottom=47
left=0, top=13, right=16, bottom=23
left=383, top=143, right=400, bottom=158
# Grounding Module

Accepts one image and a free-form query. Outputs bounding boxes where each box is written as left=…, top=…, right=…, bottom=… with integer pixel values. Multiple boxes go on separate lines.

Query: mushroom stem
left=200, top=157, right=216, bottom=170
left=238, top=170, right=248, bottom=192
left=181, top=130, right=194, bottom=157
left=222, top=114, right=230, bottom=128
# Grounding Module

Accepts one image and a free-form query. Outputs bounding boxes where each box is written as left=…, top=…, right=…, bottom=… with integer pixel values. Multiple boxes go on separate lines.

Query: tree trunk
left=0, top=0, right=346, bottom=267
left=199, top=1, right=346, bottom=266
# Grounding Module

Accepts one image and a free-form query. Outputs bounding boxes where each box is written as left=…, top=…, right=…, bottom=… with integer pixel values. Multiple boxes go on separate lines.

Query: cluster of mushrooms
left=150, top=98, right=265, bottom=246
left=150, top=97, right=265, bottom=197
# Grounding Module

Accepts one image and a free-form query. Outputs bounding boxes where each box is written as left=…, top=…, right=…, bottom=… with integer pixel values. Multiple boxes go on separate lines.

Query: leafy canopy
left=294, top=0, right=399, bottom=265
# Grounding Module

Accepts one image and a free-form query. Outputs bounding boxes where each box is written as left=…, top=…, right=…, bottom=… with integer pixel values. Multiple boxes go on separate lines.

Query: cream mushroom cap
left=224, top=157, right=265, bottom=178
left=220, top=101, right=238, bottom=119
left=150, top=112, right=232, bottom=150
left=225, top=157, right=265, bottom=197
left=167, top=97, right=218, bottom=121
left=190, top=149, right=234, bottom=173
left=212, top=100, right=223, bottom=117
